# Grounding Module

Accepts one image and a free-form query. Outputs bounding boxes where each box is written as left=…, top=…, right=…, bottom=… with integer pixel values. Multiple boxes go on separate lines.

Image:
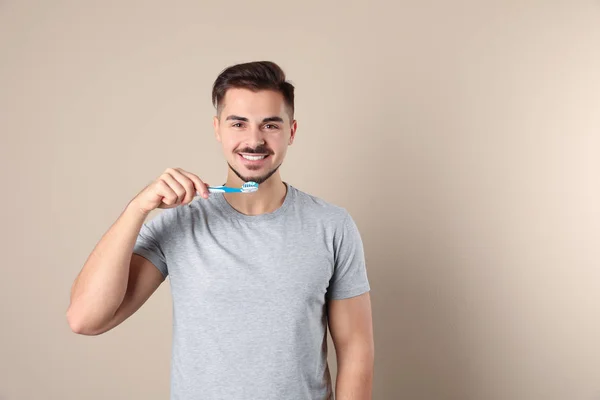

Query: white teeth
left=241, top=154, right=266, bottom=161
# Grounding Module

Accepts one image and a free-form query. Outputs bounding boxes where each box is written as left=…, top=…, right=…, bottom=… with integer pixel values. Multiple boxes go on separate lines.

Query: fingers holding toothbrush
left=130, top=167, right=210, bottom=216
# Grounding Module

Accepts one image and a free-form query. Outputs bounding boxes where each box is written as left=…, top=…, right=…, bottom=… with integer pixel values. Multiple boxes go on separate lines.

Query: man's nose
left=245, top=126, right=265, bottom=148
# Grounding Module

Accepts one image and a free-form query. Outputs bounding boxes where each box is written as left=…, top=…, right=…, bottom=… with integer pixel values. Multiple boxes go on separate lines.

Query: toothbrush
left=205, top=181, right=259, bottom=194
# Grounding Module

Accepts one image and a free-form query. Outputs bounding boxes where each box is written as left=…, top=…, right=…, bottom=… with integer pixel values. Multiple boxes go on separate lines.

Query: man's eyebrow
left=262, top=116, right=284, bottom=123
left=225, top=115, right=248, bottom=122
left=224, top=115, right=284, bottom=123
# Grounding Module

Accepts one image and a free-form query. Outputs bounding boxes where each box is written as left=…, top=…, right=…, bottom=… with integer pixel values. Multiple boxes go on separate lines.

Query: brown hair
left=212, top=61, right=295, bottom=120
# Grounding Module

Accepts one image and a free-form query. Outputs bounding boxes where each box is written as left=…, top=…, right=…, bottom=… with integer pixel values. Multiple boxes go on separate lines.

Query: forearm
left=67, top=201, right=148, bottom=333
left=334, top=345, right=374, bottom=399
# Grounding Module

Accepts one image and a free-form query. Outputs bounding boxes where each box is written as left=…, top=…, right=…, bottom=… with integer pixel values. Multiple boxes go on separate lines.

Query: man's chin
left=228, top=161, right=281, bottom=185
left=242, top=173, right=271, bottom=185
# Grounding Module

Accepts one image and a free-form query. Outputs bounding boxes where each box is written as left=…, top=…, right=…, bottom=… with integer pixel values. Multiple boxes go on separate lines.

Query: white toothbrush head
left=241, top=181, right=259, bottom=193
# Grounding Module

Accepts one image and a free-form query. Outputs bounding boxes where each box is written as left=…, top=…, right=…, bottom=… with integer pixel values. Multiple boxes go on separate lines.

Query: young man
left=67, top=61, right=374, bottom=399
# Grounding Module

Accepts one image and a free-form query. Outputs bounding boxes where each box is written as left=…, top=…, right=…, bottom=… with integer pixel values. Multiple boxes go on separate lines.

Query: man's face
left=213, top=88, right=297, bottom=184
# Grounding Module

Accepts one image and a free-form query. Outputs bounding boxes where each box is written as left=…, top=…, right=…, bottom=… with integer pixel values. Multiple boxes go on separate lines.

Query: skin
left=212, top=87, right=296, bottom=216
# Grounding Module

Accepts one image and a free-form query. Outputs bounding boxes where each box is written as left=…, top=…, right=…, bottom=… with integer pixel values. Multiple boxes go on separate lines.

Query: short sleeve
left=132, top=215, right=169, bottom=278
left=326, top=212, right=371, bottom=300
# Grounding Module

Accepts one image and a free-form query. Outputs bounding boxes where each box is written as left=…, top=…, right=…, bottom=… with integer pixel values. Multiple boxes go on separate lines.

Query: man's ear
left=213, top=116, right=221, bottom=142
left=288, top=120, right=297, bottom=145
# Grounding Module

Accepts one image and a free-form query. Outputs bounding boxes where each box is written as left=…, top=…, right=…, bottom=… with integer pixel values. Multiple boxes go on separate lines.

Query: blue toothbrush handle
left=207, top=186, right=241, bottom=193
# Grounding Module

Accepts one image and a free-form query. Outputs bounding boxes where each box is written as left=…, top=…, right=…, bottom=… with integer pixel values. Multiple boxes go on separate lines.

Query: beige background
left=1, top=1, right=600, bottom=399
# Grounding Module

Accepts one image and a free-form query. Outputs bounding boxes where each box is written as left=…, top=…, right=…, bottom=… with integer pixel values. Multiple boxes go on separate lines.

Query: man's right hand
left=131, top=167, right=210, bottom=215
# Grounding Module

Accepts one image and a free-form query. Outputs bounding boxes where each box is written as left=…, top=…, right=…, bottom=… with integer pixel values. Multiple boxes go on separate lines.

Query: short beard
left=227, top=162, right=281, bottom=185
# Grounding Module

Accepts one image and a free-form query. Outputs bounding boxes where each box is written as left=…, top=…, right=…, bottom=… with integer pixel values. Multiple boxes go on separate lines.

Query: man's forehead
left=224, top=88, right=283, bottom=104
left=221, top=90, right=287, bottom=118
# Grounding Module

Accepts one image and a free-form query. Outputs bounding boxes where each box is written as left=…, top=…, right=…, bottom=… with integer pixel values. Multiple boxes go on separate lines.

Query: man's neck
left=222, top=174, right=287, bottom=216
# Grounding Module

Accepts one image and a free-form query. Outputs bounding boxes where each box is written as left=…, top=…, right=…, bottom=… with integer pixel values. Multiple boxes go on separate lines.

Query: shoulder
left=289, top=184, right=353, bottom=227
left=141, top=206, right=179, bottom=233
left=142, top=198, right=203, bottom=232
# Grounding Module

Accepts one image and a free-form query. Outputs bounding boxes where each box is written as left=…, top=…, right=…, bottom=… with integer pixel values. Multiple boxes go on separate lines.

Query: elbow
left=66, top=305, right=105, bottom=336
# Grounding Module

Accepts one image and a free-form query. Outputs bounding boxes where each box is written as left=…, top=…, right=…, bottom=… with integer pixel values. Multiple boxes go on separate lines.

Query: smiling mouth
left=239, top=153, right=269, bottom=161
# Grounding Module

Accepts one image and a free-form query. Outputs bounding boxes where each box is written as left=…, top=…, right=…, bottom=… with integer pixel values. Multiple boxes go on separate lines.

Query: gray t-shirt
left=133, top=182, right=371, bottom=400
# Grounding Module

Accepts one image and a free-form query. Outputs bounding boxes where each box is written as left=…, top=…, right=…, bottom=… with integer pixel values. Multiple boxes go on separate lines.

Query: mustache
left=237, top=146, right=272, bottom=155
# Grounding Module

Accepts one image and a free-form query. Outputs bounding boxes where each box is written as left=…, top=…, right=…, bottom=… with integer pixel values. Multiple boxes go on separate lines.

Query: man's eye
left=264, top=124, right=279, bottom=130
left=232, top=123, right=243, bottom=128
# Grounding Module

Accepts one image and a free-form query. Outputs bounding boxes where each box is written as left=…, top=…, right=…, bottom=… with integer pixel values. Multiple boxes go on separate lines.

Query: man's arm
left=66, top=201, right=163, bottom=335
left=328, top=292, right=375, bottom=399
